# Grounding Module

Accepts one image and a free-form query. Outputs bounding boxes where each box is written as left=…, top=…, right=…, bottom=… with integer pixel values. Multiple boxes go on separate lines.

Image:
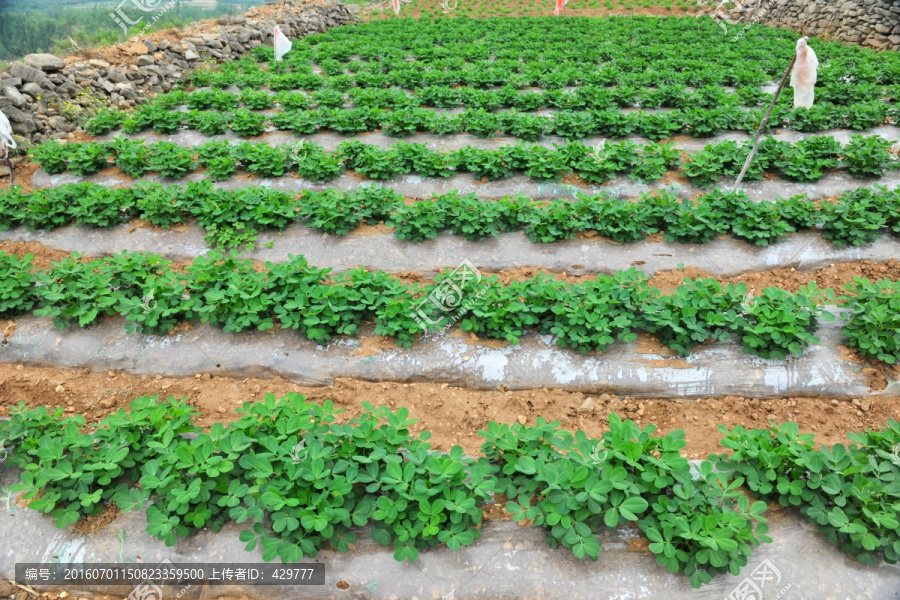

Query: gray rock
left=48, top=116, right=68, bottom=130
left=184, top=50, right=200, bottom=61
left=137, top=55, right=155, bottom=66
left=106, top=70, right=127, bottom=84
left=7, top=62, right=50, bottom=87
left=0, top=78, right=23, bottom=89
left=158, top=39, right=170, bottom=51
left=1, top=86, right=27, bottom=108
left=23, top=53, right=66, bottom=72
left=20, top=82, right=43, bottom=99
left=143, top=40, right=157, bottom=53
left=1, top=105, right=29, bottom=123
left=57, top=81, right=77, bottom=97
left=12, top=118, right=37, bottom=135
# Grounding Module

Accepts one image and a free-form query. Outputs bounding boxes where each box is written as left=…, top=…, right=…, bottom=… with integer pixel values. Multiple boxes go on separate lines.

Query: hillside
left=0, top=0, right=268, bottom=60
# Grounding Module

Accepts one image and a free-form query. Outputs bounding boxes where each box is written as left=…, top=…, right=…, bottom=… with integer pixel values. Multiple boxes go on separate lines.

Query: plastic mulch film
left=30, top=160, right=900, bottom=202
left=3, top=223, right=900, bottom=279
left=1, top=314, right=893, bottom=399
left=92, top=123, right=900, bottom=154
left=1, top=464, right=899, bottom=600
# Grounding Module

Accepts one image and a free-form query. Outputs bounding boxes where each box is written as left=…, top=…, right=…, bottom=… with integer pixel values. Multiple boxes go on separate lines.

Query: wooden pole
left=3, top=155, right=12, bottom=188
left=1, top=146, right=11, bottom=188
left=732, top=51, right=798, bottom=189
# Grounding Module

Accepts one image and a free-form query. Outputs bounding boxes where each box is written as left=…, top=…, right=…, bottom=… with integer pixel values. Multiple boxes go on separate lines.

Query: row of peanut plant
left=86, top=100, right=899, bottom=140
left=2, top=395, right=898, bottom=587
left=1, top=250, right=898, bottom=363
left=2, top=182, right=897, bottom=250
left=29, top=134, right=900, bottom=184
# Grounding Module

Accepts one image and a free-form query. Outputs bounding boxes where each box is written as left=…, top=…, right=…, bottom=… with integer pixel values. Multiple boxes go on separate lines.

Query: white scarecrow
left=0, top=108, right=15, bottom=186
left=790, top=37, right=818, bottom=109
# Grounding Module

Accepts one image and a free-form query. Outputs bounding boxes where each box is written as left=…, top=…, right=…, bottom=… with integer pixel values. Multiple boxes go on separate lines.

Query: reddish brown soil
left=723, top=259, right=900, bottom=294
left=0, top=241, right=80, bottom=270
left=0, top=363, right=898, bottom=460
left=647, top=259, right=900, bottom=295
left=0, top=158, right=40, bottom=194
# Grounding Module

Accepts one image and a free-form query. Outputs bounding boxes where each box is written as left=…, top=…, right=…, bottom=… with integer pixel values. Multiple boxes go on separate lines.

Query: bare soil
left=0, top=158, right=40, bottom=194
left=0, top=362, right=897, bottom=460
left=647, top=259, right=900, bottom=295
left=0, top=241, right=81, bottom=270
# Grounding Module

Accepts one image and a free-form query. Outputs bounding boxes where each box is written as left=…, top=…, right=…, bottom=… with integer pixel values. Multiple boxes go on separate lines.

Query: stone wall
left=0, top=0, right=358, bottom=149
left=718, top=0, right=899, bottom=50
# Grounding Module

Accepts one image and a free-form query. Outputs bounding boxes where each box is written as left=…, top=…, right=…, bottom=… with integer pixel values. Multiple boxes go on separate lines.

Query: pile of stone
left=0, top=0, right=358, bottom=149
left=715, top=0, right=900, bottom=51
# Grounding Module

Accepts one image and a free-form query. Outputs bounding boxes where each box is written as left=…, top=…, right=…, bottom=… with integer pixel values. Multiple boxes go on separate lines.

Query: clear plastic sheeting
left=4, top=222, right=900, bottom=280
left=1, top=464, right=898, bottom=600
left=0, top=314, right=892, bottom=399
left=0, top=108, right=15, bottom=155
left=30, top=160, right=900, bottom=202
left=93, top=124, right=900, bottom=154
left=791, top=38, right=819, bottom=110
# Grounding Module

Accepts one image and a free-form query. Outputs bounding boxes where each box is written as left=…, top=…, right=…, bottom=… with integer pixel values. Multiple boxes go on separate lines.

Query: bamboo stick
left=732, top=50, right=798, bottom=189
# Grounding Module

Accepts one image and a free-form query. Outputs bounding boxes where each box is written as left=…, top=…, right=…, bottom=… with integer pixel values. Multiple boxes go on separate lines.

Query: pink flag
left=553, top=0, right=564, bottom=15
left=393, top=0, right=400, bottom=15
